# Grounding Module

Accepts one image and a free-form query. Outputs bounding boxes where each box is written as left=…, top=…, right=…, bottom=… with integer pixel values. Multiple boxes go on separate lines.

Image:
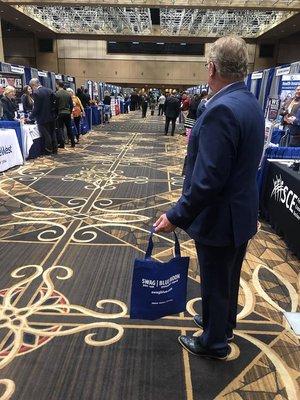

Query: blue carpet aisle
left=0, top=112, right=299, bottom=400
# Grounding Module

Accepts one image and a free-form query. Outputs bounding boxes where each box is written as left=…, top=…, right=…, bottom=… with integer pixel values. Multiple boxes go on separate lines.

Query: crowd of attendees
left=127, top=89, right=209, bottom=137
left=0, top=80, right=112, bottom=156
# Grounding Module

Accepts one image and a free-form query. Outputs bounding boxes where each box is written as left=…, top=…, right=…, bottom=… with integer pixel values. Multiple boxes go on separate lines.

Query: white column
left=0, top=19, right=4, bottom=62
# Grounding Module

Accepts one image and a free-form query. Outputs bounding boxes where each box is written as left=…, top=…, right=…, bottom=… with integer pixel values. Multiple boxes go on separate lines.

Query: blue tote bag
left=130, top=231, right=189, bottom=320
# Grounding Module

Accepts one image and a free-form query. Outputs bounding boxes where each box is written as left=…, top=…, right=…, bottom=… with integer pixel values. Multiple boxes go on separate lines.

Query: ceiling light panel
left=14, top=5, right=295, bottom=38
left=14, top=5, right=152, bottom=35
left=160, top=8, right=295, bottom=37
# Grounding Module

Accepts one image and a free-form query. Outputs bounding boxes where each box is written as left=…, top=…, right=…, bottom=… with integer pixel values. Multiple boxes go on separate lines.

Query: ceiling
left=0, top=0, right=299, bottom=39
left=1, top=0, right=300, bottom=9
left=9, top=5, right=297, bottom=38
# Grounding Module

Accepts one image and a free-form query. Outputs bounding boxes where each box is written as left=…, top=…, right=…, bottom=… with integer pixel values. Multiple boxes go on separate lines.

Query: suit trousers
left=74, top=116, right=81, bottom=139
left=142, top=104, right=148, bottom=118
left=158, top=104, right=164, bottom=116
left=58, top=113, right=75, bottom=146
left=38, top=121, right=57, bottom=154
left=165, top=117, right=176, bottom=135
left=195, top=241, right=248, bottom=352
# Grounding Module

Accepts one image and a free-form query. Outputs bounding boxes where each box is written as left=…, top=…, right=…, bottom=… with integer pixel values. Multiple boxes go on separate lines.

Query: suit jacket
left=166, top=82, right=265, bottom=247
left=1, top=96, right=17, bottom=121
left=31, top=86, right=56, bottom=124
left=165, top=96, right=180, bottom=119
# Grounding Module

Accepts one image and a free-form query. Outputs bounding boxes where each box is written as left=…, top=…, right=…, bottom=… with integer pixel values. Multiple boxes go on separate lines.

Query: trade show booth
left=0, top=61, right=78, bottom=172
left=253, top=60, right=300, bottom=258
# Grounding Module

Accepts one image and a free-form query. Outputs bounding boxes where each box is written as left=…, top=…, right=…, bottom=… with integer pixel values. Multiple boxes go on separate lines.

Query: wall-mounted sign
left=251, top=72, right=263, bottom=80
left=38, top=71, right=48, bottom=77
left=280, top=74, right=300, bottom=101
left=11, top=66, right=24, bottom=74
left=0, top=74, right=23, bottom=89
left=0, top=63, right=12, bottom=73
left=276, top=66, right=291, bottom=76
left=266, top=98, right=281, bottom=121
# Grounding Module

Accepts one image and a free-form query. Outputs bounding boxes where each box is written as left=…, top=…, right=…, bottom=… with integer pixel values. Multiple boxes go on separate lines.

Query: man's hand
left=154, top=214, right=176, bottom=233
left=285, top=116, right=296, bottom=124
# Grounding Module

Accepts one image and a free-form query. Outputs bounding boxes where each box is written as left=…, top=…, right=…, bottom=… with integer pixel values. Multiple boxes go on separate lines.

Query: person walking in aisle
left=149, top=92, right=156, bottom=116
left=158, top=93, right=166, bottom=116
left=67, top=88, right=84, bottom=143
left=196, top=90, right=209, bottom=118
left=154, top=35, right=264, bottom=360
left=164, top=90, right=180, bottom=136
left=82, top=89, right=91, bottom=108
left=141, top=94, right=149, bottom=118
left=130, top=91, right=138, bottom=111
left=124, top=95, right=130, bottom=114
left=29, top=78, right=57, bottom=155
left=181, top=93, right=190, bottom=124
left=103, top=91, right=111, bottom=124
left=55, top=81, right=75, bottom=148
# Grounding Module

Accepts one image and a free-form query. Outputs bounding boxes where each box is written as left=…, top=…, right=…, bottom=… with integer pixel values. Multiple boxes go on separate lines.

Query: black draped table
left=261, top=160, right=300, bottom=258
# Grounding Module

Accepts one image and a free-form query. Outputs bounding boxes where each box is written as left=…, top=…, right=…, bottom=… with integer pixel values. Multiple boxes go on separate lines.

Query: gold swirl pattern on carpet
left=0, top=113, right=299, bottom=400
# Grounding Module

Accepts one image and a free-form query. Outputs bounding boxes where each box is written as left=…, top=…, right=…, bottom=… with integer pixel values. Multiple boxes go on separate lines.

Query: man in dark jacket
left=164, top=91, right=180, bottom=136
left=29, top=78, right=57, bottom=155
left=281, top=86, right=300, bottom=147
left=55, top=81, right=75, bottom=148
left=81, top=89, right=91, bottom=108
left=285, top=103, right=300, bottom=146
left=154, top=36, right=264, bottom=360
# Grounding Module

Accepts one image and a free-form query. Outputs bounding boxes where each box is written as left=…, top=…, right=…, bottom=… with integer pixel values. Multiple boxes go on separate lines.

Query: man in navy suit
left=154, top=36, right=264, bottom=360
left=29, top=78, right=57, bottom=155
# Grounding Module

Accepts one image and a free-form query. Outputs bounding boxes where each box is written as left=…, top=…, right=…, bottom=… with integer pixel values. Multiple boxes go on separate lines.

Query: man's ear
left=209, top=62, right=216, bottom=78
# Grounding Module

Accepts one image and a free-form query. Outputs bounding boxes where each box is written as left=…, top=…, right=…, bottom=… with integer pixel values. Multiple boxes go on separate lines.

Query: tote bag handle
left=145, top=229, right=181, bottom=259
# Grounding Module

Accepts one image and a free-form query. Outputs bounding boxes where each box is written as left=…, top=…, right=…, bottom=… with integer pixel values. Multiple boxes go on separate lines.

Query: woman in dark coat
left=1, top=86, right=17, bottom=121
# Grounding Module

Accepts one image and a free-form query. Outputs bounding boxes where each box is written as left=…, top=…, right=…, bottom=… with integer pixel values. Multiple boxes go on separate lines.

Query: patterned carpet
left=0, top=112, right=299, bottom=400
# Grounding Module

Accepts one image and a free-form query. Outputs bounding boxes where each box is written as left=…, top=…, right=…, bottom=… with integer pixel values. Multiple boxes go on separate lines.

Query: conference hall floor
left=0, top=112, right=299, bottom=400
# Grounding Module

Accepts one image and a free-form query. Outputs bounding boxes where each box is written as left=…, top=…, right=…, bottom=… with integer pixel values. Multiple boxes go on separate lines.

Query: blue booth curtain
left=250, top=77, right=262, bottom=99
left=258, top=68, right=276, bottom=111
left=269, top=64, right=291, bottom=98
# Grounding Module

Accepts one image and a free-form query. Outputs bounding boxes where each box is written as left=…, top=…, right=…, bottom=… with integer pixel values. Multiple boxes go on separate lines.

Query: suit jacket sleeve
left=31, top=91, right=41, bottom=120
left=176, top=100, right=180, bottom=117
left=69, top=95, right=73, bottom=112
left=166, top=104, right=239, bottom=229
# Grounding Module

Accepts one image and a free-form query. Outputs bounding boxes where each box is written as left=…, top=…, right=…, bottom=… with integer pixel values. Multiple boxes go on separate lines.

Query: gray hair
left=29, top=78, right=41, bottom=87
left=66, top=88, right=74, bottom=95
left=208, top=36, right=248, bottom=81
